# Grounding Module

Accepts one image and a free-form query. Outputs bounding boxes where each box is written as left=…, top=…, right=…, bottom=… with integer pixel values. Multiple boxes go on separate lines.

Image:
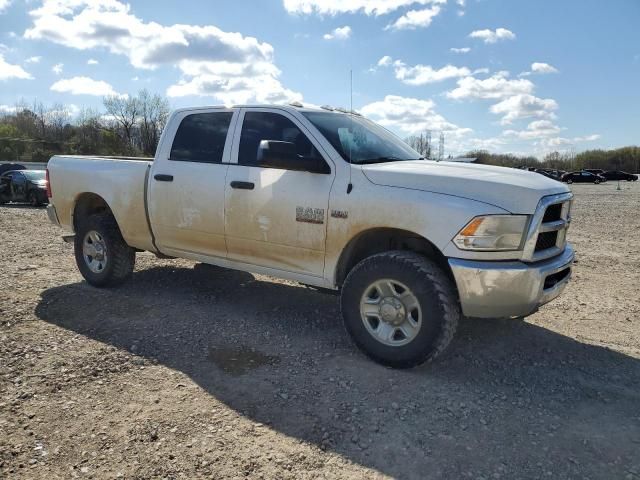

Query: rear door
left=224, top=108, right=335, bottom=277
left=148, top=108, right=238, bottom=259
left=10, top=172, right=27, bottom=200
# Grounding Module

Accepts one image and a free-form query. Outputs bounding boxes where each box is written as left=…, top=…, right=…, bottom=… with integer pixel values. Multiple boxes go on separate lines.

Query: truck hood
left=361, top=160, right=569, bottom=214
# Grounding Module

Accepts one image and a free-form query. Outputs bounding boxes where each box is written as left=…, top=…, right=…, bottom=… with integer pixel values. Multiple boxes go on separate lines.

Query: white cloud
left=469, top=28, right=515, bottom=44
left=87, top=58, right=99, bottom=65
left=26, top=56, right=42, bottom=63
left=379, top=57, right=471, bottom=85
left=377, top=55, right=393, bottom=67
left=504, top=120, right=564, bottom=139
left=531, top=62, right=558, bottom=74
left=385, top=6, right=442, bottom=31
left=446, top=72, right=534, bottom=100
left=50, top=76, right=123, bottom=97
left=25, top=0, right=301, bottom=105
left=283, top=0, right=446, bottom=16
left=0, top=0, right=11, bottom=13
left=542, top=134, right=600, bottom=148
left=52, top=62, right=63, bottom=75
left=166, top=74, right=302, bottom=105
left=0, top=104, right=18, bottom=114
left=0, top=54, right=33, bottom=80
left=394, top=61, right=470, bottom=85
left=361, top=95, right=471, bottom=137
left=450, top=47, right=471, bottom=54
left=490, top=94, right=558, bottom=125
left=323, top=26, right=352, bottom=40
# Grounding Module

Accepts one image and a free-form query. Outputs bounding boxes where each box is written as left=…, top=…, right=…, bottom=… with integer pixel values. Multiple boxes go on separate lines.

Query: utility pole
left=438, top=132, right=444, bottom=161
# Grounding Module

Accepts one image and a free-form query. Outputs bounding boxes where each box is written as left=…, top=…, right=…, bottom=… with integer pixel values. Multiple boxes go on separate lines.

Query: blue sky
left=0, top=0, right=638, bottom=157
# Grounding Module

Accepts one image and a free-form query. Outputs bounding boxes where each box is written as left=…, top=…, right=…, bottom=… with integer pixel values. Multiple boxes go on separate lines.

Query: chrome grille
left=522, top=192, right=572, bottom=262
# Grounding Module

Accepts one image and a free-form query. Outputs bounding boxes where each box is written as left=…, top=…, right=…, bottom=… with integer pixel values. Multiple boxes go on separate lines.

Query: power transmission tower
left=438, top=132, right=445, bottom=161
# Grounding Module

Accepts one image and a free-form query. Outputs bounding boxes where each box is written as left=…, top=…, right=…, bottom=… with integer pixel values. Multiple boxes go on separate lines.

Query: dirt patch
left=208, top=346, right=281, bottom=376
left=1, top=182, right=639, bottom=479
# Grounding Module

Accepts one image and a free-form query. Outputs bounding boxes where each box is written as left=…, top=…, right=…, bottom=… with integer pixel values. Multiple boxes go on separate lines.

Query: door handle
left=154, top=174, right=173, bottom=182
left=230, top=181, right=255, bottom=190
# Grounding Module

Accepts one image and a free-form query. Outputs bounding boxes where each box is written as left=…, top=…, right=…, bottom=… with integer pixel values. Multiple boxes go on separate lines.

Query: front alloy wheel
left=360, top=279, right=422, bottom=347
left=341, top=251, right=460, bottom=368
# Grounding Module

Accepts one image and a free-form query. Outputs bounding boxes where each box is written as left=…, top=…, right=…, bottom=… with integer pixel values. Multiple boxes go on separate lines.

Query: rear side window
left=238, top=112, right=320, bottom=167
left=170, top=112, right=233, bottom=163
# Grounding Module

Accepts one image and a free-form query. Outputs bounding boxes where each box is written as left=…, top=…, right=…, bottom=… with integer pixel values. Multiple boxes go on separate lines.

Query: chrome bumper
left=46, top=204, right=60, bottom=226
left=448, top=243, right=575, bottom=319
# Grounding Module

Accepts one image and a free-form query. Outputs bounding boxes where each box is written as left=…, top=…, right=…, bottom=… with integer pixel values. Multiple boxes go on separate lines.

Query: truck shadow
left=34, top=264, right=640, bottom=479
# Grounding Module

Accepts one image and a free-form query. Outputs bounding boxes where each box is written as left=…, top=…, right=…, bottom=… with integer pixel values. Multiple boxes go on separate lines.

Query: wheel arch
left=72, top=192, right=116, bottom=232
left=334, top=227, right=453, bottom=288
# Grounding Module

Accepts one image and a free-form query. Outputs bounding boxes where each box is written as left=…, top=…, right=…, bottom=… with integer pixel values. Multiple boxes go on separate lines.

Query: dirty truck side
left=46, top=104, right=575, bottom=368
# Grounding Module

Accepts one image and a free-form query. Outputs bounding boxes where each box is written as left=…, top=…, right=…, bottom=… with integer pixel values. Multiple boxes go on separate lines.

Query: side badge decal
left=296, top=207, right=325, bottom=224
left=331, top=210, right=348, bottom=219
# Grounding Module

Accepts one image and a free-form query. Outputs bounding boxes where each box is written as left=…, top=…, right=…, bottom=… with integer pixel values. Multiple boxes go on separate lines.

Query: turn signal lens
left=454, top=215, right=529, bottom=251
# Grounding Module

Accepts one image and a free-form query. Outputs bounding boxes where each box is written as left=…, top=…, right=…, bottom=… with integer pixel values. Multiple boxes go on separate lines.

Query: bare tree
left=137, top=89, right=170, bottom=156
left=405, top=131, right=432, bottom=159
left=47, top=103, right=71, bottom=141
left=103, top=95, right=140, bottom=148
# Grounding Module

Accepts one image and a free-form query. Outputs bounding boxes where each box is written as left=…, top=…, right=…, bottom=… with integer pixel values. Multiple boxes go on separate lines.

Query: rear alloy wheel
left=594, top=179, right=600, bottom=184
left=341, top=251, right=460, bottom=368
left=74, top=213, right=135, bottom=287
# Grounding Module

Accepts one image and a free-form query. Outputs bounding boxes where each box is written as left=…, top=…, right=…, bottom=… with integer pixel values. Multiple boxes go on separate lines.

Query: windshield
left=22, top=171, right=46, bottom=181
left=302, top=111, right=422, bottom=164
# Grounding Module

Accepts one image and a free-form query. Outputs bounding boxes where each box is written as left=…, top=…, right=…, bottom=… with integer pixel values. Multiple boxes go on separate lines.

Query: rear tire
left=340, top=251, right=460, bottom=368
left=594, top=179, right=600, bottom=184
left=74, top=213, right=135, bottom=287
left=28, top=191, right=40, bottom=207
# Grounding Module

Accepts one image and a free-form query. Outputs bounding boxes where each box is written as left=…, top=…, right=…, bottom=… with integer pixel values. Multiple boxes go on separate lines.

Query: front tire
left=74, top=213, right=135, bottom=287
left=340, top=251, right=460, bottom=368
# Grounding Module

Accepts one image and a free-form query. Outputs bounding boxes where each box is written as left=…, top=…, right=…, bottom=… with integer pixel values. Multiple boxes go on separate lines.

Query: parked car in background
left=0, top=170, right=49, bottom=206
left=534, top=169, right=565, bottom=181
left=584, top=169, right=605, bottom=176
left=561, top=171, right=606, bottom=184
left=602, top=170, right=638, bottom=181
left=0, top=163, right=26, bottom=176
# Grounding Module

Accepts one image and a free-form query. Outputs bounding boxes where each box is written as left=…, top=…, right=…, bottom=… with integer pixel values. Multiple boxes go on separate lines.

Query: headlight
left=453, top=215, right=529, bottom=251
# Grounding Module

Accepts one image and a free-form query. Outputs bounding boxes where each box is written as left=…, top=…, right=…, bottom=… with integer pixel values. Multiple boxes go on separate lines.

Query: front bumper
left=448, top=243, right=575, bottom=319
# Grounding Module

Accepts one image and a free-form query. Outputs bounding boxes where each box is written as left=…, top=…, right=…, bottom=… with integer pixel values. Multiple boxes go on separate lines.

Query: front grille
left=542, top=203, right=562, bottom=223
left=535, top=231, right=558, bottom=251
left=523, top=193, right=572, bottom=262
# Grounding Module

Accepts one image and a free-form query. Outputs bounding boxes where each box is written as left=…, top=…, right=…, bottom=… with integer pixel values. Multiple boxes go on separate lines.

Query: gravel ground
left=1, top=182, right=639, bottom=479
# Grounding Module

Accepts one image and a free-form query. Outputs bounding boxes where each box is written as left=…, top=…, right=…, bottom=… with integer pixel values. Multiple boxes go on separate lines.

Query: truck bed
left=47, top=155, right=155, bottom=251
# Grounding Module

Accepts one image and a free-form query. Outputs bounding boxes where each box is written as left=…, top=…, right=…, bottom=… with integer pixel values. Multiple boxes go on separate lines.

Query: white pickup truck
left=46, top=104, right=574, bottom=368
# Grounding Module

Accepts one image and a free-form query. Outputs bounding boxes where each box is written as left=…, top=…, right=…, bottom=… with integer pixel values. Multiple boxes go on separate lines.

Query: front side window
left=238, top=112, right=324, bottom=168
left=303, top=111, right=422, bottom=165
left=170, top=112, right=233, bottom=163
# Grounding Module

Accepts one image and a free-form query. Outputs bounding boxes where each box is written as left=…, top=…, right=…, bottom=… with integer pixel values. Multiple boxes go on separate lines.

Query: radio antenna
left=347, top=68, right=353, bottom=194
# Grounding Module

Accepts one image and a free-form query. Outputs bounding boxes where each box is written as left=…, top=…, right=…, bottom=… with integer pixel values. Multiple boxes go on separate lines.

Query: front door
left=148, top=108, right=237, bottom=259
left=224, top=109, right=334, bottom=277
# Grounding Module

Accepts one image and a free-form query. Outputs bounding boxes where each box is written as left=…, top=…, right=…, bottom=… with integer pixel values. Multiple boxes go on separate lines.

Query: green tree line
left=0, top=90, right=169, bottom=162
left=465, top=148, right=640, bottom=173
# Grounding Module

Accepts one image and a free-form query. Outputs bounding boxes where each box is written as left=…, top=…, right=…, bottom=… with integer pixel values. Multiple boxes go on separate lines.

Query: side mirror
left=257, top=140, right=330, bottom=174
